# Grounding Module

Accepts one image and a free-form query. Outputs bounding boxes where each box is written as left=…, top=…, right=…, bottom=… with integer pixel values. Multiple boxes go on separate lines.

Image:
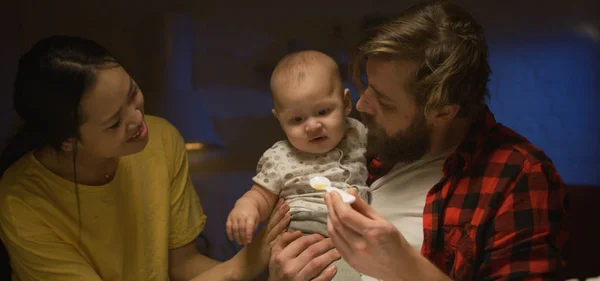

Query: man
left=267, top=1, right=569, bottom=280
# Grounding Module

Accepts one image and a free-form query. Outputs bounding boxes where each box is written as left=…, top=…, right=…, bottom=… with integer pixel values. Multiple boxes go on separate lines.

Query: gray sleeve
left=252, top=144, right=285, bottom=194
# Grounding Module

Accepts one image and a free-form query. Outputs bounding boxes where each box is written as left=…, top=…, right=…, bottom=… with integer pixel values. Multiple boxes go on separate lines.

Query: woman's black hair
left=0, top=35, right=117, bottom=174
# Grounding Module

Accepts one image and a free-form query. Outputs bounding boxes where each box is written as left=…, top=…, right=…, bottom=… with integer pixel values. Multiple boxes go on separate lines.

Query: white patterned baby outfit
left=253, top=117, right=370, bottom=281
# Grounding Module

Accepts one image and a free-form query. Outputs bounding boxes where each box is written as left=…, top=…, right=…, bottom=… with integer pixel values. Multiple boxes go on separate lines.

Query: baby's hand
left=226, top=203, right=260, bottom=245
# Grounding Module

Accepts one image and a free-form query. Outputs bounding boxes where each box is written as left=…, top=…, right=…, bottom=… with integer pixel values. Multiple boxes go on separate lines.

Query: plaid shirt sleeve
left=478, top=160, right=568, bottom=280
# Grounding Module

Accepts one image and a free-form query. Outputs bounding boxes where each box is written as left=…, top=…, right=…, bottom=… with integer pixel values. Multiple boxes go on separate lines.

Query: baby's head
left=270, top=50, right=352, bottom=154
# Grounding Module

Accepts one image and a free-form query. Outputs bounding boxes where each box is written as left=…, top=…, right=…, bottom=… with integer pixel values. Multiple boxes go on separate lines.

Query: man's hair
left=352, top=0, right=491, bottom=117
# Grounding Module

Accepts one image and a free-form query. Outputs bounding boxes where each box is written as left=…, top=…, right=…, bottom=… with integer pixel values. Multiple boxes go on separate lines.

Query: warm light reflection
left=185, top=142, right=205, bottom=150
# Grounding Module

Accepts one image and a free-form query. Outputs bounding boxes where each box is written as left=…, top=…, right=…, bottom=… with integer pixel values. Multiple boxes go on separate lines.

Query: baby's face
left=273, top=73, right=352, bottom=154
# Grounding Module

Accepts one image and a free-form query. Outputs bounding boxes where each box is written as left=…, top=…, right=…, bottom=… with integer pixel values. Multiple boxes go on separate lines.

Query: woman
left=0, top=35, right=290, bottom=281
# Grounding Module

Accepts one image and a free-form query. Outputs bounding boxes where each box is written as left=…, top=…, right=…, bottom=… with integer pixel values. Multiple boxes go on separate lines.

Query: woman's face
left=75, top=64, right=149, bottom=159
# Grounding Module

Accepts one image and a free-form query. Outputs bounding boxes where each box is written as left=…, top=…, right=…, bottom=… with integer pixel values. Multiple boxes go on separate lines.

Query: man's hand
left=268, top=231, right=340, bottom=281
left=324, top=190, right=417, bottom=281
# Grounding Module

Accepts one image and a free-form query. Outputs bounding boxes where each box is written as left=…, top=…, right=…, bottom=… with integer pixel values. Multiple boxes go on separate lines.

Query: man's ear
left=428, top=104, right=460, bottom=126
left=343, top=88, right=352, bottom=115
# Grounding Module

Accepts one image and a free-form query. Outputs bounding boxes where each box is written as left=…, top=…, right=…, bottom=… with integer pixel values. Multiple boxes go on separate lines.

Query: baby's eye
left=290, top=117, right=304, bottom=124
left=317, top=108, right=331, bottom=116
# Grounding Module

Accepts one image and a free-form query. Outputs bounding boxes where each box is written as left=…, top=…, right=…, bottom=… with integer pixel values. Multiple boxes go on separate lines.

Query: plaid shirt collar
left=442, top=105, right=496, bottom=178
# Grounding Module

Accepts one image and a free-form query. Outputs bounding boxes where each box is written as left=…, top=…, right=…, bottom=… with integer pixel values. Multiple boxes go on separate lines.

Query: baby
left=226, top=50, right=369, bottom=281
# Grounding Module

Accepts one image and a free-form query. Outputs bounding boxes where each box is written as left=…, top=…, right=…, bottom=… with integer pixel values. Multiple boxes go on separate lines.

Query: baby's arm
left=238, top=184, right=279, bottom=221
left=226, top=184, right=279, bottom=245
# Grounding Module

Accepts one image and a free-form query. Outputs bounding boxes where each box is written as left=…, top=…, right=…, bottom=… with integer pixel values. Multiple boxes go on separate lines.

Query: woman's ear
left=61, top=138, right=77, bottom=152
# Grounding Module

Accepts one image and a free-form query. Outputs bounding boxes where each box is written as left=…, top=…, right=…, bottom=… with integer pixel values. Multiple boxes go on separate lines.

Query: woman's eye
left=110, top=120, right=121, bottom=129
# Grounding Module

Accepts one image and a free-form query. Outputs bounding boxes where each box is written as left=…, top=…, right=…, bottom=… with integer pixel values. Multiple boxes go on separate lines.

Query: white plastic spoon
left=309, top=176, right=356, bottom=204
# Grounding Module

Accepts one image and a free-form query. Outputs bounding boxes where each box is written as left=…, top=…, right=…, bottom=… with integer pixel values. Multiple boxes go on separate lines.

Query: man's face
left=356, top=58, right=431, bottom=164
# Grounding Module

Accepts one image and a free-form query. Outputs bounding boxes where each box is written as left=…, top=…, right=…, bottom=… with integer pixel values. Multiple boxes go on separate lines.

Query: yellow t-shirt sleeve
left=0, top=195, right=103, bottom=281
left=163, top=122, right=207, bottom=249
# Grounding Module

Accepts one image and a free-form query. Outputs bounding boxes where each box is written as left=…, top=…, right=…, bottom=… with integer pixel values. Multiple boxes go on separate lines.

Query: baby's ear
left=272, top=108, right=279, bottom=120
left=343, top=88, right=352, bottom=115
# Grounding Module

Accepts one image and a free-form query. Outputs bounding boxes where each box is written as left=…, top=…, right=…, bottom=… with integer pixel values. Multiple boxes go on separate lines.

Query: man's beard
left=362, top=111, right=430, bottom=165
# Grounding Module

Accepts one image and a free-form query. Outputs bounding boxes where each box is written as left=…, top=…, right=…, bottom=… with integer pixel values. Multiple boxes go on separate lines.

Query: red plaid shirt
left=367, top=107, right=568, bottom=280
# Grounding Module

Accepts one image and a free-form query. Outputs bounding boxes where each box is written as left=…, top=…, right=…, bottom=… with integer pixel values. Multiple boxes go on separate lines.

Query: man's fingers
left=297, top=247, right=340, bottom=281
left=325, top=193, right=353, bottom=253
left=278, top=233, right=326, bottom=261
left=273, top=198, right=285, bottom=213
left=349, top=193, right=383, bottom=220
left=347, top=187, right=358, bottom=196
left=327, top=192, right=377, bottom=236
left=296, top=236, right=336, bottom=262
left=272, top=231, right=303, bottom=253
left=266, top=200, right=290, bottom=234
left=309, top=265, right=337, bottom=281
